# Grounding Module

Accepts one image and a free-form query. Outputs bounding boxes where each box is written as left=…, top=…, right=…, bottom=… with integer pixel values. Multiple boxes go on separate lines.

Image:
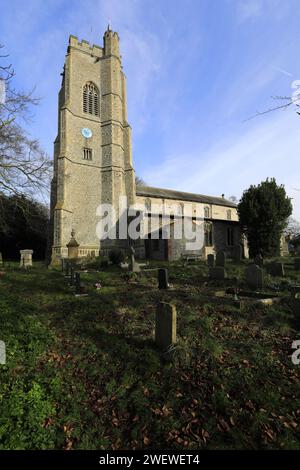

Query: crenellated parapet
left=68, top=35, right=103, bottom=58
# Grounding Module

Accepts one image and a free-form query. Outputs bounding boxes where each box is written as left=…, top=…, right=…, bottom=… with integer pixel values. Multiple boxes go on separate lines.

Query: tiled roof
left=136, top=185, right=236, bottom=208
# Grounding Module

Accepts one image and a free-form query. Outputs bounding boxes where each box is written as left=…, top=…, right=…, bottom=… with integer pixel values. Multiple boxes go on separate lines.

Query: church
left=50, top=27, right=244, bottom=262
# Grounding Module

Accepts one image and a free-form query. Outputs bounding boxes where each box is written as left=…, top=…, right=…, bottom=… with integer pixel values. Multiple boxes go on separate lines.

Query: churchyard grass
left=0, top=259, right=300, bottom=449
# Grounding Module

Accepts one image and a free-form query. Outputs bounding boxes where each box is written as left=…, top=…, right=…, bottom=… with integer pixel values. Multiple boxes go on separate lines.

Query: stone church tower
left=50, top=27, right=135, bottom=261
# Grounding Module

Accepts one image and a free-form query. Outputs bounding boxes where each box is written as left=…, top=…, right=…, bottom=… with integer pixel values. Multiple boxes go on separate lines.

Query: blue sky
left=1, top=0, right=300, bottom=219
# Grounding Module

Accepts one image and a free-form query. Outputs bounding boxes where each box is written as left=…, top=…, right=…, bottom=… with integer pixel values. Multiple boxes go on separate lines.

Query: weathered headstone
left=75, top=272, right=81, bottom=295
left=155, top=302, right=177, bottom=351
left=209, top=267, right=226, bottom=280
left=207, top=254, right=214, bottom=267
left=267, top=262, right=285, bottom=277
left=0, top=340, right=5, bottom=365
left=70, top=266, right=75, bottom=285
left=245, top=264, right=263, bottom=289
left=158, top=268, right=169, bottom=289
left=254, top=254, right=264, bottom=268
left=65, top=262, right=70, bottom=277
left=216, top=250, right=226, bottom=267
left=294, top=258, right=300, bottom=271
left=20, top=249, right=33, bottom=268
left=67, top=229, right=79, bottom=259
left=61, top=258, right=67, bottom=272
left=128, top=245, right=140, bottom=272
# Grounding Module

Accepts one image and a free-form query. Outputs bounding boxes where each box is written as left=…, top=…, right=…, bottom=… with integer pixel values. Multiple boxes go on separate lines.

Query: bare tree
left=135, top=175, right=147, bottom=186
left=284, top=216, right=300, bottom=238
left=246, top=92, right=300, bottom=121
left=0, top=45, right=51, bottom=229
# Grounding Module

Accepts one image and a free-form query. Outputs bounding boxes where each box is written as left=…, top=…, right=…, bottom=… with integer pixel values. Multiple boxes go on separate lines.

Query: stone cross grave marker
left=207, top=254, right=214, bottom=267
left=216, top=250, right=226, bottom=267
left=209, top=267, right=226, bottom=280
left=245, top=264, right=263, bottom=289
left=155, top=302, right=177, bottom=351
left=158, top=268, right=169, bottom=289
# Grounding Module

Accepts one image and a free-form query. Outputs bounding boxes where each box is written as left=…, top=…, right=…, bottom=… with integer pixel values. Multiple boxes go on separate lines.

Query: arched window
left=227, top=209, right=232, bottom=220
left=204, top=222, right=213, bottom=246
left=145, top=198, right=151, bottom=213
left=227, top=227, right=234, bottom=246
left=204, top=206, right=210, bottom=218
left=177, top=202, right=184, bottom=216
left=83, top=82, right=99, bottom=116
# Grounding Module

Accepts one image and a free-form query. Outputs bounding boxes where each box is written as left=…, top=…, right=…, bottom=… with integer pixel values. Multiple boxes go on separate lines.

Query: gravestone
left=232, top=245, right=242, bottom=263
left=75, top=272, right=81, bottom=295
left=65, top=262, right=70, bottom=277
left=245, top=264, right=263, bottom=289
left=0, top=252, right=3, bottom=267
left=216, top=250, right=226, bottom=267
left=67, top=229, right=79, bottom=259
left=294, top=258, right=300, bottom=271
left=254, top=254, right=264, bottom=268
left=207, top=254, right=214, bottom=267
left=70, top=266, right=75, bottom=285
left=128, top=245, right=140, bottom=272
left=155, top=302, right=177, bottom=351
left=20, top=249, right=33, bottom=268
left=61, top=258, right=67, bottom=272
left=0, top=340, right=5, bottom=365
left=158, top=268, right=169, bottom=289
left=268, top=262, right=285, bottom=277
left=209, top=267, right=226, bottom=280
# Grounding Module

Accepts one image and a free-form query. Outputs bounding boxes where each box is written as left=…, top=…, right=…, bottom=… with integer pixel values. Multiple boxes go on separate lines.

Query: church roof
left=136, top=185, right=236, bottom=208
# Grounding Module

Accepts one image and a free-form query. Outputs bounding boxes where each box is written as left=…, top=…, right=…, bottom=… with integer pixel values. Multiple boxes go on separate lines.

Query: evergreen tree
left=238, top=178, right=292, bottom=257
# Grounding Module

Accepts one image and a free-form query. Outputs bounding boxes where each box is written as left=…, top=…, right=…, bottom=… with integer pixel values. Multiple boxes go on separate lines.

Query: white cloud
left=144, top=110, right=300, bottom=220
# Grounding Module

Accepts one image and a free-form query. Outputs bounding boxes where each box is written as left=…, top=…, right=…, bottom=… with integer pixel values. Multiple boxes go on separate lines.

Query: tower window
left=227, top=209, right=232, bottom=220
left=204, top=206, right=210, bottom=218
left=83, top=82, right=99, bottom=116
left=227, top=227, right=234, bottom=246
left=83, top=148, right=92, bottom=160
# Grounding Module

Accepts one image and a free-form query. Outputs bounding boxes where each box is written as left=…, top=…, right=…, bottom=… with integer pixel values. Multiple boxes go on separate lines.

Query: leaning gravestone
left=268, top=262, right=285, bottom=277
left=294, top=258, right=300, bottom=271
left=245, top=264, right=263, bottom=289
left=209, top=267, right=226, bottom=280
left=20, top=249, right=33, bottom=268
left=155, top=302, right=177, bottom=351
left=207, top=254, right=214, bottom=267
left=158, top=268, right=169, bottom=289
left=216, top=250, right=226, bottom=267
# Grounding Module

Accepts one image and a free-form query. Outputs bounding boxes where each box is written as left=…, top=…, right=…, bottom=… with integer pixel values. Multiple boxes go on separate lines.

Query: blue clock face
left=81, top=128, right=92, bottom=139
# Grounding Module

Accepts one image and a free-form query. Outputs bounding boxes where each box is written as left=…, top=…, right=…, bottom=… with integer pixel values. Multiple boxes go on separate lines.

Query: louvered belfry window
left=83, top=82, right=99, bottom=116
